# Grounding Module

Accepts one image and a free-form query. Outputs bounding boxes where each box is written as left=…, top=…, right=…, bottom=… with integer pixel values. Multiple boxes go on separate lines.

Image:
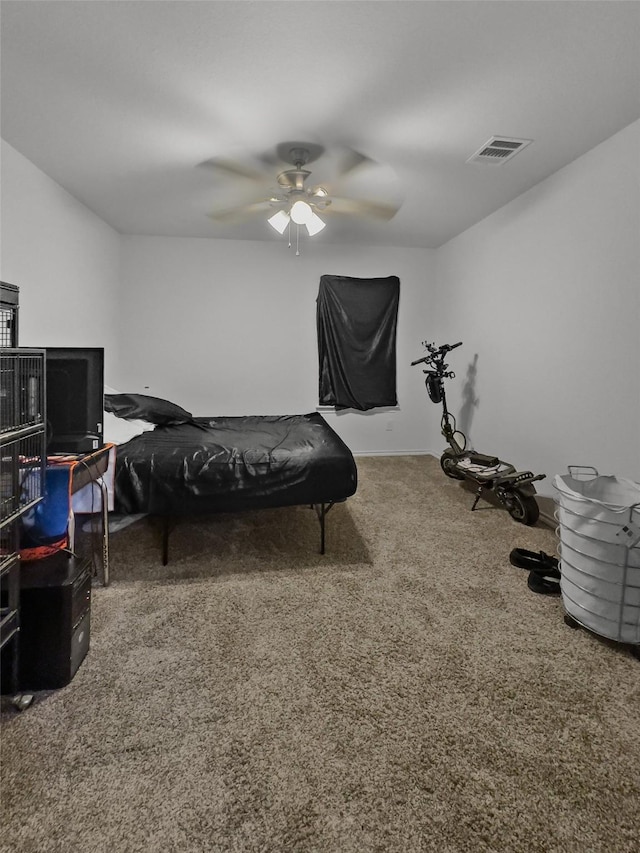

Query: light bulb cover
left=290, top=200, right=313, bottom=225
left=267, top=209, right=290, bottom=234
left=305, top=211, right=326, bottom=236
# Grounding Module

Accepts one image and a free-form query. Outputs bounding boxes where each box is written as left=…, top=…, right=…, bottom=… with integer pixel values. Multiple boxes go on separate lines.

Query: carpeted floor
left=1, top=455, right=639, bottom=853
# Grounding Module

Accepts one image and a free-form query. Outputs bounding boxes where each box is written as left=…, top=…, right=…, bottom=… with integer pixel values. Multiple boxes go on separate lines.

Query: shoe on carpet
left=510, top=547, right=560, bottom=579
left=527, top=570, right=561, bottom=596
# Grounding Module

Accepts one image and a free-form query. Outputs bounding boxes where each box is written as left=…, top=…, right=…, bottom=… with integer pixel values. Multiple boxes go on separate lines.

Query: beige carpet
left=1, top=455, right=639, bottom=853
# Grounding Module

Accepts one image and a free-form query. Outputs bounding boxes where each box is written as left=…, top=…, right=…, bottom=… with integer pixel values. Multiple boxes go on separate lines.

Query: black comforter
left=114, top=412, right=357, bottom=516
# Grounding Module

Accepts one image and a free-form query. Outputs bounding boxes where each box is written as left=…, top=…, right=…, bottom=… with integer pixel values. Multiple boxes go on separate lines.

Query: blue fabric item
left=21, top=465, right=70, bottom=544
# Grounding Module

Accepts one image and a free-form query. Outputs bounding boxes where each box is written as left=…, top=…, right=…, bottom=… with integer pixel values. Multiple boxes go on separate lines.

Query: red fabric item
left=20, top=536, right=68, bottom=562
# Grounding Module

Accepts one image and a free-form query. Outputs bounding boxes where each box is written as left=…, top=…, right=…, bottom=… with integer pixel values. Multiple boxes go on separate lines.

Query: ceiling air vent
left=467, top=136, right=532, bottom=165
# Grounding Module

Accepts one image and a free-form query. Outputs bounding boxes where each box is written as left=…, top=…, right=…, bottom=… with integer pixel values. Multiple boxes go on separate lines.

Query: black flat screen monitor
left=45, top=347, right=104, bottom=454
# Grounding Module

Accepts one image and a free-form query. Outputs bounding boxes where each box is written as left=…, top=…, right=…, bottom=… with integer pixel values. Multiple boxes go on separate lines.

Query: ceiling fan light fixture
left=290, top=199, right=313, bottom=225
left=206, top=142, right=401, bottom=253
left=267, top=209, right=290, bottom=234
left=305, top=211, right=326, bottom=236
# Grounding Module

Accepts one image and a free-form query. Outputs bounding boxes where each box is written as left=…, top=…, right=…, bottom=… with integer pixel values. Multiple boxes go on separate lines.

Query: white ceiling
left=1, top=1, right=639, bottom=249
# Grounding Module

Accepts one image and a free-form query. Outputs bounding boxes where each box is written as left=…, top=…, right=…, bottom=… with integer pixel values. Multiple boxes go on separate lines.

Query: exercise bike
left=411, top=340, right=545, bottom=525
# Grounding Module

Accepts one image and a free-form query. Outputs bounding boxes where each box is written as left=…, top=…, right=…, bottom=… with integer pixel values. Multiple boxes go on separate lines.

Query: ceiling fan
left=203, top=142, right=402, bottom=250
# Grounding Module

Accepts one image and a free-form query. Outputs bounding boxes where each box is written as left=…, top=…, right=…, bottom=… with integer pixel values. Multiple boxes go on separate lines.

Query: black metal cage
left=0, top=282, right=19, bottom=349
left=0, top=350, right=46, bottom=526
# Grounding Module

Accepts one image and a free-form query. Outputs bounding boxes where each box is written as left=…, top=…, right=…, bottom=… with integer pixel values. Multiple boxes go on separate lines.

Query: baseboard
left=352, top=450, right=438, bottom=457
left=536, top=495, right=556, bottom=530
left=316, top=406, right=401, bottom=413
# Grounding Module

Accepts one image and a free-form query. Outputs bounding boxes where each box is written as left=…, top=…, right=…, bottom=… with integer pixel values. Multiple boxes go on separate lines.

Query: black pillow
left=104, top=393, right=192, bottom=425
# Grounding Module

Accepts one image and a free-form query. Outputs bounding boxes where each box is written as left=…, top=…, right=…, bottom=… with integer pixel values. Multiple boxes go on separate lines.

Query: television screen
left=45, top=347, right=104, bottom=454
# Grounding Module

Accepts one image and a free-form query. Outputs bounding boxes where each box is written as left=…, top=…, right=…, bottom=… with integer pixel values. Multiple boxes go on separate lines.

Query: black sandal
left=527, top=570, right=561, bottom=596
left=510, top=548, right=560, bottom=579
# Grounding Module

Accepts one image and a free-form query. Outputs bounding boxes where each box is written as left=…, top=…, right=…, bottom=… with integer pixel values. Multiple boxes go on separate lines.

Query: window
left=317, top=274, right=400, bottom=411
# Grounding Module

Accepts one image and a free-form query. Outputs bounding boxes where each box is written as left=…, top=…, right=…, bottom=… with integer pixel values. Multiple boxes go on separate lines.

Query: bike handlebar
left=411, top=341, right=462, bottom=366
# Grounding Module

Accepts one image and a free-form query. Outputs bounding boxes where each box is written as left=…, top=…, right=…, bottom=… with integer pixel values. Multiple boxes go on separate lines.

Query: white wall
left=4, top=118, right=638, bottom=473
left=118, top=236, right=439, bottom=454
left=0, top=140, right=121, bottom=379
left=435, top=119, right=640, bottom=495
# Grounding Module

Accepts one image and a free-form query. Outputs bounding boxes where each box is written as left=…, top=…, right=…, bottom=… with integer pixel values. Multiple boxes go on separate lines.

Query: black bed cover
left=114, top=412, right=357, bottom=516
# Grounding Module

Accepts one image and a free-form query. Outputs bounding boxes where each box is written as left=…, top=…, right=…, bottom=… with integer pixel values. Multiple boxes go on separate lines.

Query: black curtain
left=317, top=274, right=400, bottom=411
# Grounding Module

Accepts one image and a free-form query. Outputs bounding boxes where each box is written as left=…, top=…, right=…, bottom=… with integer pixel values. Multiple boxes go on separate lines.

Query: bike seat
left=457, top=457, right=514, bottom=479
left=466, top=451, right=501, bottom=467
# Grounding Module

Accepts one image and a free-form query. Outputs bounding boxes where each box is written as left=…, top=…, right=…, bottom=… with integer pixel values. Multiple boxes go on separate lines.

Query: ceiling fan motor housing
left=288, top=147, right=310, bottom=167
left=277, top=168, right=311, bottom=190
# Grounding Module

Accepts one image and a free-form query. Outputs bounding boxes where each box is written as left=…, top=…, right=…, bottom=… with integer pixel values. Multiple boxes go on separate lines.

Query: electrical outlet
left=386, top=420, right=393, bottom=431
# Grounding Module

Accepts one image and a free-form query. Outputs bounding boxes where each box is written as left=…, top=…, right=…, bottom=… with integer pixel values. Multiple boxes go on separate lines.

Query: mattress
left=113, top=412, right=358, bottom=516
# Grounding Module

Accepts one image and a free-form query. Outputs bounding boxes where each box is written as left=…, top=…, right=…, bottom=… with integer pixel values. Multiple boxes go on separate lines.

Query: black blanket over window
left=317, top=274, right=400, bottom=411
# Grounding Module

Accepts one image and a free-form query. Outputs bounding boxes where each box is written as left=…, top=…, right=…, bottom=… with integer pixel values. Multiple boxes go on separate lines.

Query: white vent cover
left=467, top=136, right=532, bottom=165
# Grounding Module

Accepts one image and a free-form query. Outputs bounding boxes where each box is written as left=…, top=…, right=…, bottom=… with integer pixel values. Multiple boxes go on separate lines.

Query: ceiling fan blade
left=201, top=143, right=401, bottom=226
left=207, top=199, right=279, bottom=224
left=334, top=147, right=376, bottom=179
left=199, top=157, right=269, bottom=184
left=325, top=196, right=402, bottom=221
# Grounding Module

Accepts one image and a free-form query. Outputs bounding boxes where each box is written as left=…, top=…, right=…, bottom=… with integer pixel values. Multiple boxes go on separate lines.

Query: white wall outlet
left=386, top=419, right=393, bottom=431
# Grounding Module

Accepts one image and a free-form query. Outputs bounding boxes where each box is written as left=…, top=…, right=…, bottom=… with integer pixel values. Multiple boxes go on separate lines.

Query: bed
left=105, top=394, right=358, bottom=564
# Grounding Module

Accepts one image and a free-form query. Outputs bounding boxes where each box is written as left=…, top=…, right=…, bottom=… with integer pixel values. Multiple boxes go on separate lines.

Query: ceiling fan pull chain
left=287, top=219, right=292, bottom=249
left=296, top=224, right=301, bottom=256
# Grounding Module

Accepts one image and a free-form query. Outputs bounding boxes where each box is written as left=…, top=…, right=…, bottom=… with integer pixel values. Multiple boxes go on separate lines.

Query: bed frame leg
left=313, top=502, right=335, bottom=555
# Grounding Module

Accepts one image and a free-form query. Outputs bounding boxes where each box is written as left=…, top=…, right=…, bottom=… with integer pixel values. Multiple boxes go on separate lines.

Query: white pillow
left=103, top=410, right=155, bottom=445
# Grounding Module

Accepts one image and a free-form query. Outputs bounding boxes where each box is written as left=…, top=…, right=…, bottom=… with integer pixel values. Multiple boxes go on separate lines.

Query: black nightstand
left=16, top=552, right=92, bottom=690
